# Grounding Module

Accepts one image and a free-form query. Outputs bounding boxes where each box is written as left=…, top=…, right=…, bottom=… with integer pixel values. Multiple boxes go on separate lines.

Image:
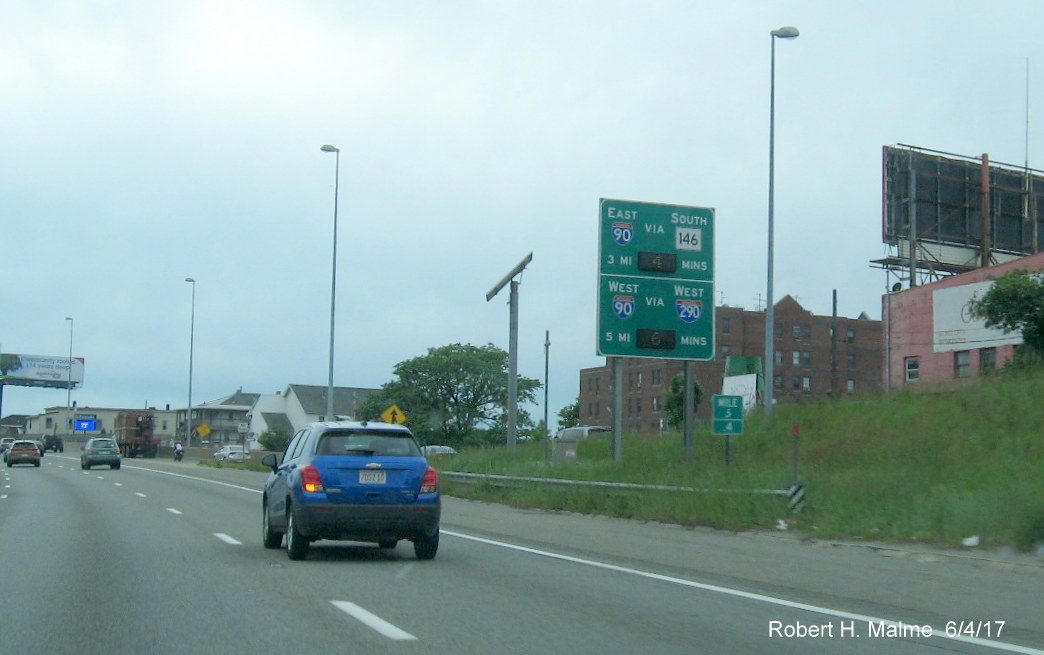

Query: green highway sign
left=597, top=198, right=715, bottom=360
left=712, top=394, right=744, bottom=435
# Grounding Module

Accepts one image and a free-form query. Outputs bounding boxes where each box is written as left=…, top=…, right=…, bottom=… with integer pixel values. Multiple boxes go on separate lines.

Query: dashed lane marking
left=330, top=601, right=417, bottom=641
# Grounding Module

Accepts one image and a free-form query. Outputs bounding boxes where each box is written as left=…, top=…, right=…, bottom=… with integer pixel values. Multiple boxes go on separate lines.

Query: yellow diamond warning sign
left=380, top=405, right=407, bottom=424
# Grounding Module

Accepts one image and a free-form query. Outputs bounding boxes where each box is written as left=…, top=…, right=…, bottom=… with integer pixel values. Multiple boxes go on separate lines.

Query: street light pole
left=764, top=25, right=799, bottom=418
left=321, top=144, right=340, bottom=421
left=185, top=278, right=196, bottom=447
left=65, top=316, right=73, bottom=435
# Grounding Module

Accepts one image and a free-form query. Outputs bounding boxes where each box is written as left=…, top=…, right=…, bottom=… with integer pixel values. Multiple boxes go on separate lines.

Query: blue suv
left=261, top=421, right=441, bottom=561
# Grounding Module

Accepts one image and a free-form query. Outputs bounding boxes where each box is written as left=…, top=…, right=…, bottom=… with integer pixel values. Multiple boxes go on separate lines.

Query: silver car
left=81, top=438, right=122, bottom=470
left=213, top=445, right=247, bottom=462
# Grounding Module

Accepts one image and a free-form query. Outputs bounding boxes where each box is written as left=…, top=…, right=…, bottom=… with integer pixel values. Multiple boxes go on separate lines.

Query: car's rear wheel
left=286, top=506, right=310, bottom=561
left=262, top=500, right=283, bottom=549
left=34, top=461, right=40, bottom=467
left=413, top=530, right=439, bottom=560
left=112, top=463, right=120, bottom=470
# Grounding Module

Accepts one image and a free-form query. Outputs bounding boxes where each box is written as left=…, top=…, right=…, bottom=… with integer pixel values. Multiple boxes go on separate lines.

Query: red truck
left=114, top=411, right=159, bottom=458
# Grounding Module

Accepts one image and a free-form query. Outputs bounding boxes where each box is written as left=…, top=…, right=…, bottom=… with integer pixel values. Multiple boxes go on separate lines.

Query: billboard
left=931, top=282, right=1023, bottom=353
left=882, top=145, right=1044, bottom=261
left=0, top=353, right=84, bottom=389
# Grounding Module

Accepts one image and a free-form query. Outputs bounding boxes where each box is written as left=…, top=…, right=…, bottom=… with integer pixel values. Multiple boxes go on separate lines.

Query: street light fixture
left=764, top=25, right=799, bottom=418
left=321, top=144, right=341, bottom=421
left=185, top=278, right=196, bottom=447
left=65, top=316, right=73, bottom=434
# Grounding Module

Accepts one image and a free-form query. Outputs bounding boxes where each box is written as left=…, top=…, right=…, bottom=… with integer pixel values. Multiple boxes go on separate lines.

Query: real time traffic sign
left=712, top=394, right=744, bottom=435
left=597, top=198, right=715, bottom=360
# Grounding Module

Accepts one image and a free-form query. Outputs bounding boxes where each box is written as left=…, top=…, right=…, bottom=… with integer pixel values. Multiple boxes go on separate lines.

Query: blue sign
left=675, top=299, right=702, bottom=324
left=612, top=295, right=635, bottom=320
left=611, top=221, right=633, bottom=245
left=75, top=420, right=97, bottom=431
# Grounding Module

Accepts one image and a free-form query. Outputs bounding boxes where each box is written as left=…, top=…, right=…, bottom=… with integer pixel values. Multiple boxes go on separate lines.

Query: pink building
left=883, top=251, right=1044, bottom=390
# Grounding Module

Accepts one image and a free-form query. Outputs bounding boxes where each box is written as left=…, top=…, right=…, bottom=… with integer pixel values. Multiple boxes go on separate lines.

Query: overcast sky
left=3, top=0, right=1042, bottom=426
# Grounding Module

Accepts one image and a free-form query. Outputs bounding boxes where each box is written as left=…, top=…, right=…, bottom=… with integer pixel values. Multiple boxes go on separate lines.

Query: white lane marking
left=330, top=601, right=417, bottom=641
left=443, top=530, right=1044, bottom=655
left=96, top=476, right=105, bottom=480
left=213, top=533, right=241, bottom=545
left=166, top=508, right=182, bottom=515
left=135, top=492, right=147, bottom=498
left=121, top=465, right=261, bottom=494
left=1, top=495, right=7, bottom=499
left=114, top=483, right=123, bottom=487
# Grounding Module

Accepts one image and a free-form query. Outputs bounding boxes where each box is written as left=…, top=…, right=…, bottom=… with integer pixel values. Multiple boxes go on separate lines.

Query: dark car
left=43, top=435, right=64, bottom=453
left=81, top=438, right=121, bottom=470
left=7, top=440, right=41, bottom=467
left=261, top=421, right=440, bottom=561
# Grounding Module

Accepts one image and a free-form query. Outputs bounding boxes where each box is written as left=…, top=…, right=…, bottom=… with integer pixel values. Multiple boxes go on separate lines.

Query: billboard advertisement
left=931, top=282, right=1022, bottom=353
left=0, top=353, right=85, bottom=388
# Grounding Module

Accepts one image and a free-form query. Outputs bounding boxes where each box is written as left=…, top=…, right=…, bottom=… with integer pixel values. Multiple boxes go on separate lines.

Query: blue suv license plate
left=359, top=470, right=387, bottom=484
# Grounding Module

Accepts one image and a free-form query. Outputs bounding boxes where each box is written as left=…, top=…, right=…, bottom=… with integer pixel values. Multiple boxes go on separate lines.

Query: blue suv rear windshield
left=316, top=430, right=421, bottom=457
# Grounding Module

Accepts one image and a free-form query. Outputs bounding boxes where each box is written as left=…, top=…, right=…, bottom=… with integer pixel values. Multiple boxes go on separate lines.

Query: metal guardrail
left=440, top=471, right=789, bottom=497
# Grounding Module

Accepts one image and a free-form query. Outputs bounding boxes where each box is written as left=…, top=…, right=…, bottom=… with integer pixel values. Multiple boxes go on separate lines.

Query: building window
left=980, top=347, right=996, bottom=371
left=652, top=369, right=663, bottom=385
left=846, top=328, right=856, bottom=343
left=847, top=353, right=857, bottom=369
left=792, top=351, right=800, bottom=366
left=793, top=351, right=811, bottom=367
left=791, top=376, right=811, bottom=392
left=721, top=344, right=731, bottom=358
left=955, top=350, right=971, bottom=378
left=905, top=357, right=919, bottom=381
left=847, top=379, right=855, bottom=393
left=775, top=350, right=784, bottom=365
left=792, top=325, right=801, bottom=340
left=722, top=317, right=731, bottom=334
left=635, top=398, right=642, bottom=417
left=774, top=375, right=784, bottom=390
left=652, top=397, right=660, bottom=411
left=774, top=323, right=784, bottom=339
left=792, top=324, right=811, bottom=341
left=45, top=417, right=53, bottom=429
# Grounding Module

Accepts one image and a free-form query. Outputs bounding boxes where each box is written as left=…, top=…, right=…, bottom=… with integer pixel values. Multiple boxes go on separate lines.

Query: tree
left=257, top=427, right=291, bottom=453
left=557, top=399, right=579, bottom=430
left=968, top=269, right=1044, bottom=361
left=361, top=343, right=541, bottom=445
left=663, top=373, right=703, bottom=428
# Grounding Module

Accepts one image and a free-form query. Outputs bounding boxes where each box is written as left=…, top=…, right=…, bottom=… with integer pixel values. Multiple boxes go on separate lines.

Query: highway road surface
left=0, top=454, right=1040, bottom=655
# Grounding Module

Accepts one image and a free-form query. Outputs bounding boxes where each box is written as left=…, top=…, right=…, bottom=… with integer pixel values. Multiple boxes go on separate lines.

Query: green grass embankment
left=442, top=368, right=1044, bottom=551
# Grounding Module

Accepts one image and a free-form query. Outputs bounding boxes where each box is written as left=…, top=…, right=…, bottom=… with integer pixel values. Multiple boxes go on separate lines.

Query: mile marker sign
left=597, top=198, right=715, bottom=360
left=712, top=395, right=744, bottom=435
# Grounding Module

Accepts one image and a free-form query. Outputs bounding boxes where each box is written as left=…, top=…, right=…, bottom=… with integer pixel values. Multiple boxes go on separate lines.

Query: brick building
left=882, top=251, right=1044, bottom=391
left=578, top=295, right=882, bottom=434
